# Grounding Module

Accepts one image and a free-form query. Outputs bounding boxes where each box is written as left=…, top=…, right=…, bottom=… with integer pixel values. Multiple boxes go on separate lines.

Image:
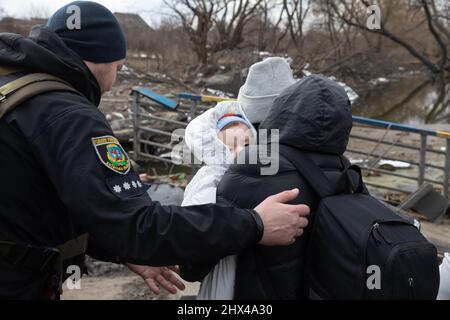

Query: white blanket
left=182, top=101, right=256, bottom=300
left=438, top=252, right=450, bottom=300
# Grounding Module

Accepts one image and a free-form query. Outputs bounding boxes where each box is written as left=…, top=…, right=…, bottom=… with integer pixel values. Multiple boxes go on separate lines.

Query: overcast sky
left=0, top=0, right=166, bottom=26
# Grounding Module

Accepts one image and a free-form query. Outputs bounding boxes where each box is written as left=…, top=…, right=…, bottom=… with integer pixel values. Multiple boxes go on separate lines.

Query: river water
left=352, top=74, right=441, bottom=125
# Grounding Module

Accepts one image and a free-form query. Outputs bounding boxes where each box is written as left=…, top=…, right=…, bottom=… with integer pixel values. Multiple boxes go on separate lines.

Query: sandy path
left=62, top=274, right=200, bottom=300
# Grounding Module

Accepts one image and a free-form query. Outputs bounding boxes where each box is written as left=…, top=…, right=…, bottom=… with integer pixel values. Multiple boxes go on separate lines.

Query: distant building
left=114, top=13, right=154, bottom=51
left=114, top=12, right=153, bottom=34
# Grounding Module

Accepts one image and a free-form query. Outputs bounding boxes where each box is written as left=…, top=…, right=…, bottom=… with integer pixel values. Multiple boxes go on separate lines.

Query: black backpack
left=279, top=144, right=440, bottom=300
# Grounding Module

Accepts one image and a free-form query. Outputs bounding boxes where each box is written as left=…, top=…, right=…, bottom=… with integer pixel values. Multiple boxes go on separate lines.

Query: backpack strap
left=0, top=68, right=81, bottom=119
left=337, top=164, right=366, bottom=194
left=279, top=144, right=335, bottom=199
left=279, top=144, right=366, bottom=199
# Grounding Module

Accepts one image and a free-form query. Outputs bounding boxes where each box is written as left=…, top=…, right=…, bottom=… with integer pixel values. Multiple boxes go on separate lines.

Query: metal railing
left=348, top=116, right=450, bottom=199
left=131, top=88, right=234, bottom=166
left=178, top=92, right=236, bottom=122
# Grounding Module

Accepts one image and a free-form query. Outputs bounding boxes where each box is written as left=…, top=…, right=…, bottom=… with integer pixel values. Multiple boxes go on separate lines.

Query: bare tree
left=326, top=0, right=449, bottom=122
left=165, top=0, right=263, bottom=64
left=164, top=0, right=216, bottom=64
left=282, top=0, right=312, bottom=53
left=212, top=0, right=263, bottom=51
left=254, top=0, right=274, bottom=51
left=240, top=0, right=285, bottom=52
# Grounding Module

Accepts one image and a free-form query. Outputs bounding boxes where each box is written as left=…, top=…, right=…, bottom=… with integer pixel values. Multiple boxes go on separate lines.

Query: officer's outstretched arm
left=31, top=106, right=263, bottom=265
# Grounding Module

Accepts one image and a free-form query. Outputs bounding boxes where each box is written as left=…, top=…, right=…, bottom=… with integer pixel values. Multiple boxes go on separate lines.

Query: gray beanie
left=238, top=57, right=296, bottom=124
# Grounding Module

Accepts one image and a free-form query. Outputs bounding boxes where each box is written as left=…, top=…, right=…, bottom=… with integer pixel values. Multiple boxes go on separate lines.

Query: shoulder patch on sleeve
left=92, top=135, right=131, bottom=175
left=106, top=172, right=150, bottom=199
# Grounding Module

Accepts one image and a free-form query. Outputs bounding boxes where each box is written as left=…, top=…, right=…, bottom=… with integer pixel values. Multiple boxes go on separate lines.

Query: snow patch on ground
left=369, top=77, right=390, bottom=85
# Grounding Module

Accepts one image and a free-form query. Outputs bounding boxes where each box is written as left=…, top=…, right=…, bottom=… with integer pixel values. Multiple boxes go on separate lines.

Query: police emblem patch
left=92, top=136, right=131, bottom=175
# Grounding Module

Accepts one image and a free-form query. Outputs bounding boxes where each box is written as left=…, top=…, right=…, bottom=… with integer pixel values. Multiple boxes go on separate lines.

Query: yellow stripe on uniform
left=0, top=73, right=70, bottom=97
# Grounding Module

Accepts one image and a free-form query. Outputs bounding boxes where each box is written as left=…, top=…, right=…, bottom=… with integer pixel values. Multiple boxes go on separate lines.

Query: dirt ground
left=62, top=271, right=200, bottom=300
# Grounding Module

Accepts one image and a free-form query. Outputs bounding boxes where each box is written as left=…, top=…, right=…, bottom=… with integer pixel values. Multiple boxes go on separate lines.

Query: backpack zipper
left=372, top=222, right=393, bottom=244
left=372, top=223, right=383, bottom=244
left=385, top=242, right=434, bottom=299
left=371, top=219, right=416, bottom=245
left=408, top=277, right=415, bottom=299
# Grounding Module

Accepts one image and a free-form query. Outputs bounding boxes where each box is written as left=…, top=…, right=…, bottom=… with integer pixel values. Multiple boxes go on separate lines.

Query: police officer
left=0, top=1, right=309, bottom=299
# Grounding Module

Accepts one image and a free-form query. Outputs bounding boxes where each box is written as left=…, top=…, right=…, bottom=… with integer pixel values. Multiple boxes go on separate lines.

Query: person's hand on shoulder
left=254, top=188, right=310, bottom=246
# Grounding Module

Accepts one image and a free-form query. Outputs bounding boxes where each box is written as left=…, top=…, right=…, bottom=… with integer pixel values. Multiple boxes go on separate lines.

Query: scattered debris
left=369, top=77, right=390, bottom=85
left=349, top=158, right=367, bottom=165
left=350, top=158, right=411, bottom=170
left=202, top=71, right=243, bottom=95
left=399, top=183, right=449, bottom=223
left=253, top=51, right=272, bottom=59
left=378, top=160, right=411, bottom=169
left=147, top=184, right=185, bottom=206
left=378, top=163, right=397, bottom=172
left=85, top=256, right=127, bottom=277
left=205, top=88, right=234, bottom=98
left=169, top=173, right=186, bottom=183
left=397, top=184, right=420, bottom=194
left=328, top=76, right=359, bottom=104
left=111, top=112, right=126, bottom=120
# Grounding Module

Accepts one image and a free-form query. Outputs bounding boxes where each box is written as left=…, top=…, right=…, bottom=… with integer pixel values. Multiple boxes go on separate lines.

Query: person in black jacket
left=182, top=75, right=353, bottom=299
left=0, top=2, right=310, bottom=299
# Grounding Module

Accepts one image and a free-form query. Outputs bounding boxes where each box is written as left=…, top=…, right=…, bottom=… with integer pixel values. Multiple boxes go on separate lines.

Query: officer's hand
left=126, top=263, right=186, bottom=295
left=254, top=188, right=310, bottom=246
